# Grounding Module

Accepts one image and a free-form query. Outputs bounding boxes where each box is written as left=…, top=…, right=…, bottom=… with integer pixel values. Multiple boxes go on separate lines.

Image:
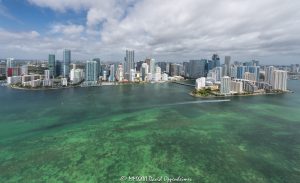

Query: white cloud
left=1, top=0, right=300, bottom=64
left=51, top=24, right=84, bottom=36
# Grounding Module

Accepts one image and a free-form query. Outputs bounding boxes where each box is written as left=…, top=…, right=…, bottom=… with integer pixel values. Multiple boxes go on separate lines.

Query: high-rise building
left=43, top=70, right=52, bottom=86
left=135, top=61, right=144, bottom=72
left=124, top=50, right=135, bottom=80
left=129, top=69, right=136, bottom=82
left=265, top=66, right=275, bottom=84
left=63, top=49, right=71, bottom=78
left=222, top=64, right=228, bottom=77
left=225, top=56, right=231, bottom=76
left=237, top=66, right=246, bottom=79
left=48, top=54, right=56, bottom=77
left=212, top=54, right=220, bottom=68
left=44, top=70, right=50, bottom=80
left=230, top=65, right=237, bottom=79
left=85, top=60, right=98, bottom=84
left=102, top=70, right=107, bottom=81
left=154, top=66, right=161, bottom=82
left=195, top=77, right=206, bottom=90
left=70, top=68, right=83, bottom=84
left=0, top=61, right=6, bottom=76
left=141, top=63, right=148, bottom=81
left=272, top=70, right=287, bottom=91
left=92, top=58, right=101, bottom=77
left=109, top=65, right=115, bottom=82
left=170, top=63, right=181, bottom=76
left=189, top=60, right=206, bottom=78
left=248, top=66, right=260, bottom=81
left=215, top=67, right=222, bottom=82
left=149, top=58, right=156, bottom=75
left=116, top=64, right=124, bottom=82
left=6, top=58, right=14, bottom=68
left=231, top=80, right=243, bottom=93
left=220, top=76, right=231, bottom=95
left=157, top=62, right=167, bottom=73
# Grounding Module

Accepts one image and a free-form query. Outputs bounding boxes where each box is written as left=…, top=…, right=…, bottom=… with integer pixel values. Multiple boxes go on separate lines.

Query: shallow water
left=0, top=81, right=299, bottom=182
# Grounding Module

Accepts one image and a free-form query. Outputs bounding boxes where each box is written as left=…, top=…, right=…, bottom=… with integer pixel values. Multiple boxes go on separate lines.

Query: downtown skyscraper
left=63, top=49, right=71, bottom=78
left=124, top=50, right=135, bottom=80
left=48, top=54, right=56, bottom=78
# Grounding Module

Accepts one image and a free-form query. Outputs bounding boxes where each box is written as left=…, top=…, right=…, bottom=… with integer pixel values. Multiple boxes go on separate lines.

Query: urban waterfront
left=0, top=80, right=299, bottom=183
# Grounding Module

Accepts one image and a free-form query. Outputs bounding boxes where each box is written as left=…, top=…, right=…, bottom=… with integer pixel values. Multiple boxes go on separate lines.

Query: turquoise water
left=0, top=81, right=299, bottom=182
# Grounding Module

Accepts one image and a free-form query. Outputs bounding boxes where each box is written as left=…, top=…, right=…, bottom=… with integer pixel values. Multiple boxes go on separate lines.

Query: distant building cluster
left=0, top=50, right=298, bottom=90
left=194, top=55, right=291, bottom=95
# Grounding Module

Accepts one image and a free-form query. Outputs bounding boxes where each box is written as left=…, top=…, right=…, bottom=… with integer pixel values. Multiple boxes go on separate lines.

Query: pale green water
left=0, top=81, right=299, bottom=182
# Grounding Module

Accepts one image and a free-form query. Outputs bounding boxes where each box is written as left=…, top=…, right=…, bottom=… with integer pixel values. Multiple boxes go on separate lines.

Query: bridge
left=171, top=81, right=195, bottom=87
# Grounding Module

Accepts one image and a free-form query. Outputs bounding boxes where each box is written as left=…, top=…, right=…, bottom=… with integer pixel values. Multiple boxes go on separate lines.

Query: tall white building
left=272, top=70, right=287, bottom=91
left=149, top=59, right=156, bottom=76
left=129, top=69, right=136, bottom=82
left=231, top=80, right=243, bottom=93
left=221, top=76, right=231, bottom=95
left=154, top=66, right=161, bottom=82
left=116, top=64, right=124, bottom=82
left=195, top=77, right=206, bottom=90
left=265, top=66, right=275, bottom=84
left=70, top=69, right=83, bottom=84
left=141, top=63, right=148, bottom=81
left=43, top=70, right=52, bottom=87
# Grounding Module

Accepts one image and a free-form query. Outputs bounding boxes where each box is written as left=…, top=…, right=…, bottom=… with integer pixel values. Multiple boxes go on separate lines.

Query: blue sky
left=0, top=0, right=86, bottom=32
left=0, top=0, right=300, bottom=64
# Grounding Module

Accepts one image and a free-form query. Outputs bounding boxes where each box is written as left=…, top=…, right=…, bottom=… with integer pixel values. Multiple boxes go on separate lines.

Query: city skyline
left=0, top=0, right=300, bottom=64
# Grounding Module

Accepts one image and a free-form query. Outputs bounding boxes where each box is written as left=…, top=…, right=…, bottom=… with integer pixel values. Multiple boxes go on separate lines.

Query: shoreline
left=189, top=91, right=292, bottom=98
left=7, top=81, right=170, bottom=91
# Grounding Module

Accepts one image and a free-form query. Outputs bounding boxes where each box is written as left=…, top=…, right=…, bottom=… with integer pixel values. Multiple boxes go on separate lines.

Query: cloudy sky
left=0, top=0, right=299, bottom=64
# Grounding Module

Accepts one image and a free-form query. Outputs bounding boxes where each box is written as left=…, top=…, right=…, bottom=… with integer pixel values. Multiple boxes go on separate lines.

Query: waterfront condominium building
left=195, top=77, right=206, bottom=90
left=48, top=54, right=56, bottom=77
left=124, top=50, right=135, bottom=80
left=149, top=58, right=156, bottom=76
left=221, top=76, right=231, bottom=95
left=231, top=80, right=243, bottom=93
left=85, top=60, right=98, bottom=84
left=154, top=66, right=161, bottom=82
left=63, top=49, right=71, bottom=78
left=265, top=66, right=275, bottom=84
left=141, top=63, right=148, bottom=81
left=272, top=70, right=287, bottom=91
left=116, top=64, right=124, bottom=82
